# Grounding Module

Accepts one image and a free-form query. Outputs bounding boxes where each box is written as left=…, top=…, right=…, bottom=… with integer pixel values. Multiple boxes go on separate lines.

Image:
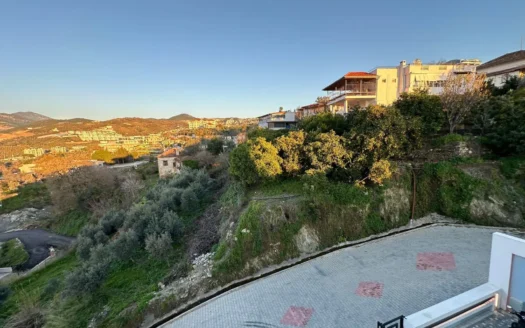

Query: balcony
left=327, top=81, right=377, bottom=100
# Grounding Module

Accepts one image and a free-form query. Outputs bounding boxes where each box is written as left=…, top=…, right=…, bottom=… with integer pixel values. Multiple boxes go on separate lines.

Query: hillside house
left=258, top=111, right=297, bottom=130
left=157, top=148, right=182, bottom=178
left=476, top=50, right=525, bottom=87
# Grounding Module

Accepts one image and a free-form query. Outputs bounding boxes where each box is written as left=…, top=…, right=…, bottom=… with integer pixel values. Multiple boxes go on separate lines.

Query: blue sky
left=1, top=0, right=524, bottom=120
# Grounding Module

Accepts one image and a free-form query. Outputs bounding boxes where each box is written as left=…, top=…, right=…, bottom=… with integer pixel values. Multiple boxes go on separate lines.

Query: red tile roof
left=158, top=148, right=179, bottom=158
left=344, top=71, right=376, bottom=77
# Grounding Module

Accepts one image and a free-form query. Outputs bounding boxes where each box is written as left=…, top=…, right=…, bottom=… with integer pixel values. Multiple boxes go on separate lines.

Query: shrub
left=0, top=285, right=11, bottom=305
left=100, top=211, right=125, bottom=235
left=145, top=232, right=173, bottom=261
left=109, top=230, right=140, bottom=262
left=247, top=128, right=288, bottom=141
left=65, top=260, right=111, bottom=296
left=275, top=131, right=307, bottom=176
left=182, top=159, right=199, bottom=170
left=0, top=239, right=29, bottom=268
left=229, top=143, right=259, bottom=186
left=181, top=189, right=199, bottom=212
left=304, top=131, right=351, bottom=175
left=394, top=89, right=444, bottom=134
left=433, top=133, right=466, bottom=146
left=207, top=138, right=224, bottom=155
left=248, top=137, right=282, bottom=179
left=298, top=112, right=349, bottom=135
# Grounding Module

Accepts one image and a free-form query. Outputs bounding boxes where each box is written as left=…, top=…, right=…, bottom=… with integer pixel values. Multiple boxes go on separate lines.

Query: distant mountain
left=0, top=111, right=52, bottom=130
left=169, top=113, right=197, bottom=121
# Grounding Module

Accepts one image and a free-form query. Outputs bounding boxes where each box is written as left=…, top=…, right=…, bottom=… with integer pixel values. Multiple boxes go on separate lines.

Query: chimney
left=400, top=60, right=406, bottom=67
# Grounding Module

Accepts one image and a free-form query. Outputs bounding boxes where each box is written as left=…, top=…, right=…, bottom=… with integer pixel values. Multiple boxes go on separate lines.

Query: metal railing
left=328, top=89, right=376, bottom=100
left=377, top=315, right=405, bottom=328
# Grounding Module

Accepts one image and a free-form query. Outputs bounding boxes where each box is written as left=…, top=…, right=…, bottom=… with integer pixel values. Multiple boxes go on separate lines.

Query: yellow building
left=322, top=58, right=481, bottom=114
left=370, top=67, right=398, bottom=106
left=397, top=59, right=480, bottom=96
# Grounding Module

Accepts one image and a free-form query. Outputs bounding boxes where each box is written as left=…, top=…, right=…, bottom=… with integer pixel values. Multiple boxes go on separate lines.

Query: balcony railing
left=328, top=89, right=376, bottom=100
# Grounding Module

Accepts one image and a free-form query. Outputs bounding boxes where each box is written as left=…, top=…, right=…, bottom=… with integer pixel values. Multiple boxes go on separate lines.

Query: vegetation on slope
left=0, top=239, right=29, bottom=268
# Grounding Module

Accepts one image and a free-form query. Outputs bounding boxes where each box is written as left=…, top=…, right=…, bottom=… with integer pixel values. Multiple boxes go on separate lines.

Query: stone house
left=157, top=148, right=182, bottom=178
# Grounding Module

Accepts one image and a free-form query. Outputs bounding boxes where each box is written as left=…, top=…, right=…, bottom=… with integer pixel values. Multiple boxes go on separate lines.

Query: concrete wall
left=488, top=232, right=525, bottom=309
left=158, top=157, right=182, bottom=178
left=373, top=68, right=398, bottom=106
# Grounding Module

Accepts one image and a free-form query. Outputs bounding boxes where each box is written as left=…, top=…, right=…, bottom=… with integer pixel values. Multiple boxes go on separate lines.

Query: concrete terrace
left=163, top=225, right=508, bottom=328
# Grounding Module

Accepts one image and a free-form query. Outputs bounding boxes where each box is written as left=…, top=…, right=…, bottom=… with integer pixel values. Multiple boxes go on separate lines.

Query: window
left=382, top=79, right=387, bottom=83
left=421, top=66, right=429, bottom=70
left=173, top=162, right=177, bottom=168
left=392, top=79, right=397, bottom=83
left=163, top=160, right=168, bottom=166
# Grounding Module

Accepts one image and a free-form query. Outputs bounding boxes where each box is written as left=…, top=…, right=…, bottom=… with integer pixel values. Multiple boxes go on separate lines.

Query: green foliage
left=416, top=162, right=485, bottom=221
left=207, top=138, right=224, bottom=155
left=0, top=286, right=10, bottom=306
left=45, top=209, right=91, bottom=236
left=0, top=182, right=50, bottom=214
left=182, top=159, right=199, bottom=170
left=298, top=112, right=349, bottom=135
left=483, top=94, right=525, bottom=156
left=304, top=131, right=351, bottom=175
left=487, top=76, right=524, bottom=97
left=365, top=213, right=386, bottom=234
left=394, top=89, right=444, bottom=134
left=433, top=133, right=467, bottom=146
left=229, top=143, right=259, bottom=186
left=0, top=239, right=29, bottom=268
left=145, top=232, right=173, bottom=261
left=346, top=105, right=422, bottom=173
left=248, top=138, right=282, bottom=179
left=275, top=131, right=307, bottom=176
left=247, top=128, right=288, bottom=141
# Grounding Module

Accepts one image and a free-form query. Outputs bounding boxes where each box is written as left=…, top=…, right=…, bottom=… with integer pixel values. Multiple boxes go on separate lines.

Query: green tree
left=484, top=94, right=525, bottom=155
left=346, top=105, right=421, bottom=171
left=229, top=143, right=259, bottom=186
left=248, top=137, right=282, bottom=179
left=298, top=113, right=349, bottom=135
left=207, top=138, right=224, bottom=155
left=394, top=89, right=444, bottom=134
left=304, top=131, right=351, bottom=175
left=275, top=130, right=307, bottom=176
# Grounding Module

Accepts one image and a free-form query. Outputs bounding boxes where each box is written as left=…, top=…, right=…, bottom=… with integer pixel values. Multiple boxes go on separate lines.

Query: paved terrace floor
left=164, top=225, right=503, bottom=328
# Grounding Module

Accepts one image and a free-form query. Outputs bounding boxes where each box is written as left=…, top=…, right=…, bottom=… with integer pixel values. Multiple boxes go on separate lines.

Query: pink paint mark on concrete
left=280, top=306, right=314, bottom=326
left=417, top=252, right=456, bottom=271
left=355, top=281, right=384, bottom=298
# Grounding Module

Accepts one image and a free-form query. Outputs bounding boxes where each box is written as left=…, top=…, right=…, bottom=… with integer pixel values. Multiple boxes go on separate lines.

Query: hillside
left=0, top=111, right=52, bottom=130
left=169, top=113, right=197, bottom=121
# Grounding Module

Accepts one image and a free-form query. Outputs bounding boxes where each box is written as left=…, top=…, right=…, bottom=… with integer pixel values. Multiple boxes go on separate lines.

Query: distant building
left=258, top=111, right=297, bottom=130
left=188, top=120, right=217, bottom=129
left=476, top=50, right=525, bottom=87
left=23, top=148, right=45, bottom=157
left=157, top=148, right=182, bottom=178
left=296, top=103, right=325, bottom=119
left=396, top=58, right=480, bottom=96
left=71, top=146, right=87, bottom=152
left=50, top=146, right=67, bottom=154
left=19, top=164, right=36, bottom=174
left=322, top=58, right=481, bottom=114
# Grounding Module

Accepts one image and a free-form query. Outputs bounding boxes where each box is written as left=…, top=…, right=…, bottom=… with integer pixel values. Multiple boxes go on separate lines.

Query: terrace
left=323, top=72, right=378, bottom=113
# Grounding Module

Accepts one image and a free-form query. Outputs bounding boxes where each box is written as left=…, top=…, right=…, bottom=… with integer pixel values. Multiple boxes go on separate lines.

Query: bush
left=298, top=112, right=349, bottom=135
left=0, top=285, right=11, bottom=305
left=207, top=138, right=224, bottom=155
left=65, top=260, right=111, bottom=296
left=247, top=128, right=288, bottom=141
left=145, top=232, right=173, bottom=261
left=0, top=239, right=29, bottom=268
left=394, top=89, right=444, bottom=134
left=229, top=143, right=259, bottom=186
left=40, top=278, right=61, bottom=301
left=182, top=159, right=199, bottom=170
left=433, top=133, right=466, bottom=146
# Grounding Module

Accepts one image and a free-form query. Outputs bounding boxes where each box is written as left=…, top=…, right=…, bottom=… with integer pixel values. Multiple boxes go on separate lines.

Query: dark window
left=163, top=160, right=168, bottom=166
left=173, top=162, right=177, bottom=168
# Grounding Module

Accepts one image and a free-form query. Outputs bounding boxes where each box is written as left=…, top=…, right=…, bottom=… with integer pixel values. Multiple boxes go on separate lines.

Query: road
left=0, top=229, right=74, bottom=270
left=163, top=225, right=503, bottom=328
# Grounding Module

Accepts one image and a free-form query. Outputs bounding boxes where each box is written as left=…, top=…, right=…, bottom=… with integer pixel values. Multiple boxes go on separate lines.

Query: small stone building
left=157, top=148, right=182, bottom=178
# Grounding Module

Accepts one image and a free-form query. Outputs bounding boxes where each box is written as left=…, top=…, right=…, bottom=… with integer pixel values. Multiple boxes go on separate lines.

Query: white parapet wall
left=488, top=232, right=525, bottom=309
left=404, top=232, right=525, bottom=327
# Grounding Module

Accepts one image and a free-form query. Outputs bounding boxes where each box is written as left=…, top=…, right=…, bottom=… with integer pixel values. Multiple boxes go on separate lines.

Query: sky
left=0, top=0, right=524, bottom=120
